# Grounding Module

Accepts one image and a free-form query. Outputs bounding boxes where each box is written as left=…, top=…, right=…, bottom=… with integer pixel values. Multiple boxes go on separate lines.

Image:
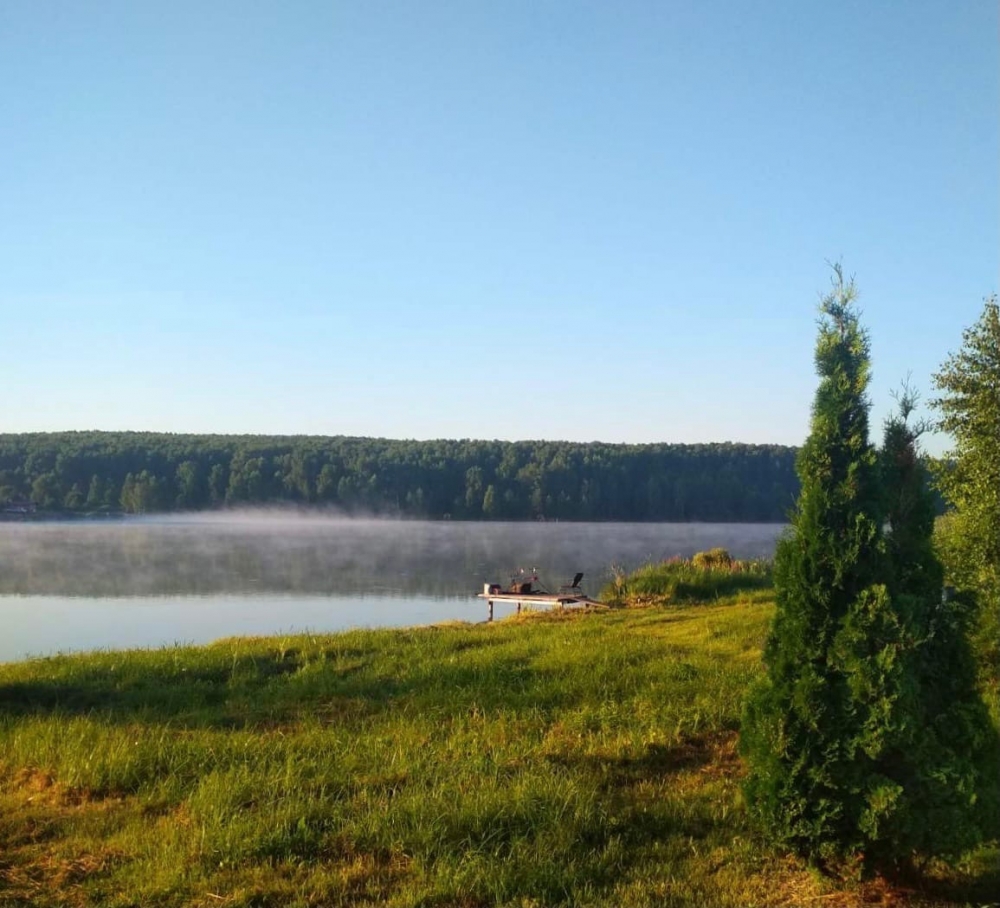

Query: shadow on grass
left=891, top=856, right=1000, bottom=908
left=548, top=731, right=737, bottom=790
left=0, top=648, right=577, bottom=730
left=0, top=652, right=298, bottom=724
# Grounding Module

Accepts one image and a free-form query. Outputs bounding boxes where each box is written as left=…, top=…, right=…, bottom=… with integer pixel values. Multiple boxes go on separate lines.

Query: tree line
left=0, top=435, right=801, bottom=521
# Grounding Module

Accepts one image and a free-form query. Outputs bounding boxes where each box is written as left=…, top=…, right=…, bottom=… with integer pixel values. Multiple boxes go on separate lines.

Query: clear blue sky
left=3, top=1, right=997, bottom=451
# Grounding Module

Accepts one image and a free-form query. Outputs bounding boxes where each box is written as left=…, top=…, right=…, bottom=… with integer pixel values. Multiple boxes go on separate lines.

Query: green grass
left=0, top=602, right=996, bottom=907
left=600, top=553, right=773, bottom=606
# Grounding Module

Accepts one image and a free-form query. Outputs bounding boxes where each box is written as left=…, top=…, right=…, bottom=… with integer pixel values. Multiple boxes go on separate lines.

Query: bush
left=601, top=553, right=772, bottom=606
left=691, top=547, right=733, bottom=570
left=931, top=297, right=1000, bottom=684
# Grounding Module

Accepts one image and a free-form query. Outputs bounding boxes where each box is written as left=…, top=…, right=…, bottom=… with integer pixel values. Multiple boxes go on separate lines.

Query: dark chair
left=559, top=572, right=584, bottom=593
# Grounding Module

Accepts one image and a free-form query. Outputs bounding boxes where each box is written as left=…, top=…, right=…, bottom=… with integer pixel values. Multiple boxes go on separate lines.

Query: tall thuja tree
left=881, top=386, right=937, bottom=600
left=876, top=389, right=999, bottom=861
left=741, top=267, right=887, bottom=867
left=931, top=296, right=1000, bottom=681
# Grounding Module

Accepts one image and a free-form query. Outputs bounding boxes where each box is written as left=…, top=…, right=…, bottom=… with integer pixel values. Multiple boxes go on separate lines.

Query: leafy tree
left=175, top=460, right=203, bottom=509
left=207, top=463, right=228, bottom=506
left=226, top=454, right=267, bottom=504
left=464, top=467, right=484, bottom=515
left=120, top=473, right=138, bottom=513
left=284, top=450, right=315, bottom=502
left=337, top=474, right=362, bottom=510
left=63, top=483, right=85, bottom=510
left=138, top=471, right=163, bottom=512
left=120, top=470, right=161, bottom=514
left=316, top=463, right=339, bottom=502
left=30, top=472, right=62, bottom=508
left=482, top=484, right=497, bottom=518
left=741, top=268, right=890, bottom=869
left=85, top=475, right=105, bottom=509
left=931, top=296, right=1000, bottom=679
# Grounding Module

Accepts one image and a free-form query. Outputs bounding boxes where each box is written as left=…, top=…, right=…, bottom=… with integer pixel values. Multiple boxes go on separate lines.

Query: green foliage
left=738, top=268, right=1000, bottom=874
left=119, top=470, right=162, bottom=514
left=931, top=296, right=1000, bottom=682
left=29, top=471, right=61, bottom=508
left=741, top=269, right=887, bottom=869
left=601, top=553, right=772, bottom=606
left=0, top=432, right=800, bottom=521
left=881, top=394, right=940, bottom=603
left=867, top=396, right=997, bottom=864
left=691, top=547, right=733, bottom=569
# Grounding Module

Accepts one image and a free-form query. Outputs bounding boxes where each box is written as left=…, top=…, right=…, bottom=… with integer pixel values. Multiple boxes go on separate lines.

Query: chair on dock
left=558, top=572, right=584, bottom=595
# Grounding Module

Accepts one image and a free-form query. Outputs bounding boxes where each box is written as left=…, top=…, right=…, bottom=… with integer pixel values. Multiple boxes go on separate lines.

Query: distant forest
left=0, top=433, right=801, bottom=521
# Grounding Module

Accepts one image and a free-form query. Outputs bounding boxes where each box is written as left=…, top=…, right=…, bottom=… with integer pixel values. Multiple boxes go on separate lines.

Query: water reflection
left=0, top=594, right=492, bottom=663
left=0, top=517, right=784, bottom=661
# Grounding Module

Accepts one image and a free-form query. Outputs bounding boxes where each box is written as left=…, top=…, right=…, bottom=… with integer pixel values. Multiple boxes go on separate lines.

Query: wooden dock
left=476, top=590, right=604, bottom=622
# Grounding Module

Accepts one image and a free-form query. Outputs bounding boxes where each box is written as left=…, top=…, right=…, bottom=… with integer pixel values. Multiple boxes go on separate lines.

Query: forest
left=0, top=432, right=800, bottom=521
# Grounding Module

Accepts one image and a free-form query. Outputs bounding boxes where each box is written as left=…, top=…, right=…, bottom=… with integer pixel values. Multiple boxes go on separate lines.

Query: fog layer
left=0, top=515, right=784, bottom=598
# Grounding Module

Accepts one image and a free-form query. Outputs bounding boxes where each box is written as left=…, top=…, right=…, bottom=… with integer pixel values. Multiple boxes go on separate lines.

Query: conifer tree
left=860, top=389, right=998, bottom=864
left=742, top=275, right=999, bottom=871
left=881, top=386, right=938, bottom=604
left=740, top=267, right=889, bottom=867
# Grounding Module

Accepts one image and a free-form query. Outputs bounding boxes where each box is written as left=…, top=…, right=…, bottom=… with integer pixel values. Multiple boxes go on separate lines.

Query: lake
left=0, top=516, right=784, bottom=662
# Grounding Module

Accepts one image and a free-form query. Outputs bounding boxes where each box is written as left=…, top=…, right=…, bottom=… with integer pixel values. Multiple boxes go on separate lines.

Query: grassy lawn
left=0, top=596, right=996, bottom=907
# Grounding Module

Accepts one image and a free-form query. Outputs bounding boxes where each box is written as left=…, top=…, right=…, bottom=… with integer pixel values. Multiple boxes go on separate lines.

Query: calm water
left=0, top=516, right=784, bottom=662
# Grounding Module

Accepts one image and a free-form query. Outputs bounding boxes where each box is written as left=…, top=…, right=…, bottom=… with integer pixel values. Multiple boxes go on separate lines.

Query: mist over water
left=0, top=515, right=784, bottom=661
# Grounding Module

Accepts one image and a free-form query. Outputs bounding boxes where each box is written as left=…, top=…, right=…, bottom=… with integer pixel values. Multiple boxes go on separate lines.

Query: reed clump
left=602, top=550, right=773, bottom=607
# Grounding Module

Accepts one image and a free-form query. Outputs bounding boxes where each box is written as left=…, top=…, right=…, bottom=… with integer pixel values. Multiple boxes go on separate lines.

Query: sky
left=2, top=1, right=997, bottom=452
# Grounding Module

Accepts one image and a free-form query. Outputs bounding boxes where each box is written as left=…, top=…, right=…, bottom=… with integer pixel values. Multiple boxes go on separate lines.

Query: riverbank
left=0, top=599, right=996, bottom=907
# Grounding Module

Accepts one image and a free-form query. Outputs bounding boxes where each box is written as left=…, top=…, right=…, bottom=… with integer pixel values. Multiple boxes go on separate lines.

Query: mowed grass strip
left=0, top=601, right=995, bottom=907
